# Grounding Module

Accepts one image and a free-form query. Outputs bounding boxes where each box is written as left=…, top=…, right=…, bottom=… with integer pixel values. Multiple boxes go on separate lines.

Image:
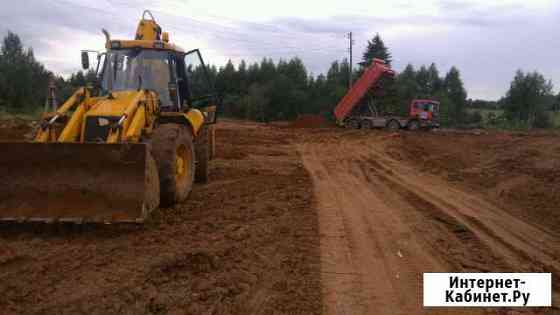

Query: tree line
left=0, top=31, right=558, bottom=129
left=211, top=34, right=471, bottom=126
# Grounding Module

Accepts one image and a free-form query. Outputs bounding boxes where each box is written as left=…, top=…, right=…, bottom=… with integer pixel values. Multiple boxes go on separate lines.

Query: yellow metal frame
left=159, top=109, right=204, bottom=136
left=35, top=11, right=206, bottom=145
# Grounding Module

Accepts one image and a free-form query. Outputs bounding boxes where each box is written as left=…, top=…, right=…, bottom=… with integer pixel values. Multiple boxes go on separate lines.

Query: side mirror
left=81, top=51, right=90, bottom=70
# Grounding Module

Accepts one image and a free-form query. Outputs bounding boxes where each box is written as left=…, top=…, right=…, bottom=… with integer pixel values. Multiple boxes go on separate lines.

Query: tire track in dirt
left=299, top=132, right=558, bottom=314
left=367, top=146, right=560, bottom=284
left=299, top=135, right=484, bottom=315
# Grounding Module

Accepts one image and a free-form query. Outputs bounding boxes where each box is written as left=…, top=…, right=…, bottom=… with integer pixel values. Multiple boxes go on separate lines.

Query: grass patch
left=552, top=112, right=560, bottom=128
left=0, top=107, right=42, bottom=121
left=468, top=109, right=560, bottom=128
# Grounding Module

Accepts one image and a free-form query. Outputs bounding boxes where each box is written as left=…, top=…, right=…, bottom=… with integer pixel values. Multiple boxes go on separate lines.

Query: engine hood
left=86, top=90, right=146, bottom=117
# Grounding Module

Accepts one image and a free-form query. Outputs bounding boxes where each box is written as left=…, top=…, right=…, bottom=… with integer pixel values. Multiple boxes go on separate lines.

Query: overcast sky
left=1, top=0, right=559, bottom=100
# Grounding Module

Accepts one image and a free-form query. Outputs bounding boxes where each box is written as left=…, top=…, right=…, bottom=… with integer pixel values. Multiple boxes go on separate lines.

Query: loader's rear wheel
left=152, top=124, right=195, bottom=207
left=195, top=125, right=209, bottom=183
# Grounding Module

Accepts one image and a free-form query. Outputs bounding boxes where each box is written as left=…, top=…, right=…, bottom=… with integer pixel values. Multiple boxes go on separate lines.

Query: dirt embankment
left=0, top=119, right=35, bottom=140
left=388, top=130, right=560, bottom=233
left=291, top=114, right=333, bottom=129
left=0, top=120, right=321, bottom=314
left=299, top=128, right=560, bottom=314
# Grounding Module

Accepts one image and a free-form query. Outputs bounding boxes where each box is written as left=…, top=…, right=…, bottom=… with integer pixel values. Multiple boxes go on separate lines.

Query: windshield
left=101, top=49, right=173, bottom=106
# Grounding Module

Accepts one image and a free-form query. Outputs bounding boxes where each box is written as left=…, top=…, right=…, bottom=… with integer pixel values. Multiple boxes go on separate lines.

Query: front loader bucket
left=0, top=142, right=159, bottom=224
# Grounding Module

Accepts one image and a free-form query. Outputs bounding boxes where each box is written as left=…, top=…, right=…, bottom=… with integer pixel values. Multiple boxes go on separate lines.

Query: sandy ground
left=0, top=119, right=559, bottom=314
left=0, top=120, right=321, bottom=314
left=299, top=129, right=559, bottom=315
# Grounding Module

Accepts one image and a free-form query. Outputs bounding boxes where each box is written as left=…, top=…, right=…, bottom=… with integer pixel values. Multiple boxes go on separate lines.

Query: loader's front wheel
left=143, top=152, right=160, bottom=219
left=152, top=124, right=195, bottom=207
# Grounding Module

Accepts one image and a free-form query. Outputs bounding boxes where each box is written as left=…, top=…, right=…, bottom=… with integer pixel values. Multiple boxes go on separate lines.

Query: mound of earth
left=291, top=114, right=332, bottom=128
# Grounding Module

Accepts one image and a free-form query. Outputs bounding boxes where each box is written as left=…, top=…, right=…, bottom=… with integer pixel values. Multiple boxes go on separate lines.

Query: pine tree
left=0, top=31, right=50, bottom=110
left=361, top=33, right=392, bottom=67
left=443, top=67, right=467, bottom=124
left=426, top=63, right=442, bottom=95
left=416, top=65, right=430, bottom=97
left=237, top=60, right=248, bottom=94
left=396, top=64, right=419, bottom=114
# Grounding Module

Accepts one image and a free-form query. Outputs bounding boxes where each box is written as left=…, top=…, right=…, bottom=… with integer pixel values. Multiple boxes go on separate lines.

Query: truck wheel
left=407, top=120, right=420, bottom=131
left=386, top=120, right=400, bottom=131
left=151, top=124, right=195, bottom=207
left=361, top=120, right=373, bottom=129
left=195, top=125, right=209, bottom=183
left=347, top=119, right=361, bottom=129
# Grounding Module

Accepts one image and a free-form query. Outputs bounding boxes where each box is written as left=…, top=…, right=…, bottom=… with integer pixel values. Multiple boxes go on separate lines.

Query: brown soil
left=291, top=114, right=332, bottom=128
left=298, top=129, right=560, bottom=314
left=1, top=120, right=559, bottom=314
left=388, top=130, right=560, bottom=233
left=0, top=120, right=321, bottom=315
left=0, top=119, right=35, bottom=140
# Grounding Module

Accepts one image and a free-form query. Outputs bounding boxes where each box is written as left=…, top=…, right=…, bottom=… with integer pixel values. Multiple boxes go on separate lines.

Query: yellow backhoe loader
left=0, top=11, right=217, bottom=223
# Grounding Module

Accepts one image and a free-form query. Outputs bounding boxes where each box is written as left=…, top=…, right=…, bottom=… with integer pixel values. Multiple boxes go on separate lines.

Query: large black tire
left=347, top=119, right=361, bottom=129
left=142, top=151, right=160, bottom=219
left=151, top=124, right=195, bottom=207
left=407, top=119, right=420, bottom=131
left=386, top=119, right=400, bottom=131
left=361, top=119, right=373, bottom=129
left=195, top=125, right=209, bottom=183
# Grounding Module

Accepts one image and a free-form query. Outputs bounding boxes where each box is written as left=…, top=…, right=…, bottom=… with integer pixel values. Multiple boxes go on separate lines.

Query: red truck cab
left=408, top=99, right=440, bottom=129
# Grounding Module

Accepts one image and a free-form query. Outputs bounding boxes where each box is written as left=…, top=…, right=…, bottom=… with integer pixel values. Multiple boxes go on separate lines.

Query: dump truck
left=0, top=11, right=217, bottom=224
left=334, top=59, right=440, bottom=130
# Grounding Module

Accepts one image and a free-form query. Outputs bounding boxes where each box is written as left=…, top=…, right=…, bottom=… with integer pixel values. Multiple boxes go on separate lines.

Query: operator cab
left=97, top=48, right=214, bottom=113
left=84, top=10, right=216, bottom=116
left=410, top=99, right=440, bottom=122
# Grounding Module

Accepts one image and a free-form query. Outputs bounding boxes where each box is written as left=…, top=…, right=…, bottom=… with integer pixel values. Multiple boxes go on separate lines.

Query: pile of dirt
left=388, top=130, right=560, bottom=234
left=0, top=119, right=35, bottom=141
left=290, top=114, right=332, bottom=128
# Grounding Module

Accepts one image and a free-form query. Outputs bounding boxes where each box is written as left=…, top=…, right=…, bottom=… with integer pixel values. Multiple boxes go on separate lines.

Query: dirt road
left=298, top=130, right=559, bottom=314
left=0, top=119, right=559, bottom=314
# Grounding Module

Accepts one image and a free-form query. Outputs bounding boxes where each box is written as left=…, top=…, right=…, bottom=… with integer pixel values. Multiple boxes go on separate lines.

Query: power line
left=347, top=31, right=354, bottom=89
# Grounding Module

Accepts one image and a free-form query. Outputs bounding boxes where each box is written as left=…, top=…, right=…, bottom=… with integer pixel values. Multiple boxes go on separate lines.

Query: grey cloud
left=2, top=0, right=560, bottom=99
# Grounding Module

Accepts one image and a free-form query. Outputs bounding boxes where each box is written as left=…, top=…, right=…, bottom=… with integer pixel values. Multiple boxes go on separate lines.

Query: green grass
left=467, top=108, right=504, bottom=117
left=0, top=106, right=42, bottom=121
left=552, top=112, right=560, bottom=128
left=468, top=108, right=560, bottom=128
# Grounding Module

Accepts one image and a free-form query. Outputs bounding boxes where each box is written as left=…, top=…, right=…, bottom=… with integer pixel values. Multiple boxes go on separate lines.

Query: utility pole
left=347, top=31, right=354, bottom=89
left=44, top=75, right=57, bottom=112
